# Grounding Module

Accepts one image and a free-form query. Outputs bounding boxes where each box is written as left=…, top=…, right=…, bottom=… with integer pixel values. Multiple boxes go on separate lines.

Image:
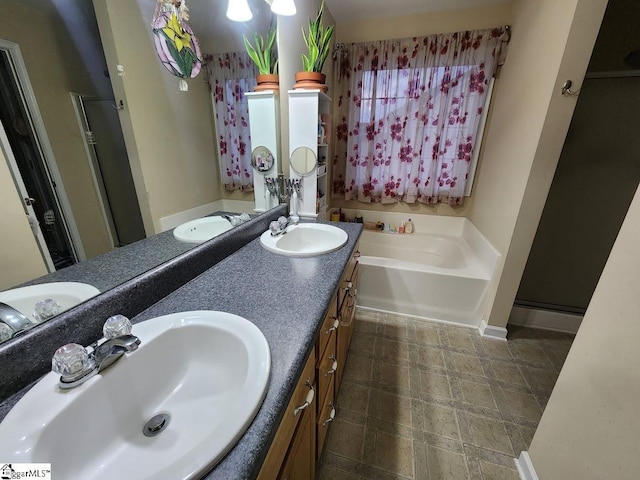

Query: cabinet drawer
left=316, top=379, right=336, bottom=460
left=316, top=333, right=337, bottom=416
left=317, top=300, right=338, bottom=364
left=258, top=348, right=316, bottom=480
left=338, top=253, right=359, bottom=311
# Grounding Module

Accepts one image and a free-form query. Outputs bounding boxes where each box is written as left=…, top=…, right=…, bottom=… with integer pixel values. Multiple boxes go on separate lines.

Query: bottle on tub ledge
left=405, top=218, right=414, bottom=234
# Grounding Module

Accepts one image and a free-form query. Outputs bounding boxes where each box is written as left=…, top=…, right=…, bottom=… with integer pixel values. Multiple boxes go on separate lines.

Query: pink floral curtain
left=332, top=28, right=509, bottom=205
left=208, top=52, right=257, bottom=192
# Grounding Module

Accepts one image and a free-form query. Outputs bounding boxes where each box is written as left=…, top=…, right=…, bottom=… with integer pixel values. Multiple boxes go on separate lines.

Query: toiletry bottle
left=398, top=222, right=405, bottom=234
left=405, top=218, right=414, bottom=234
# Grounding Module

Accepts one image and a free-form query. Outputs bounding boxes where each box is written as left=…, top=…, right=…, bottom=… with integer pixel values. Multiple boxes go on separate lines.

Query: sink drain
left=143, top=413, right=171, bottom=437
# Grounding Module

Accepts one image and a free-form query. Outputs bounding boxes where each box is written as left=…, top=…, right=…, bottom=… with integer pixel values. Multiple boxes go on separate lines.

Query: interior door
left=0, top=49, right=76, bottom=271
left=0, top=118, right=54, bottom=271
left=81, top=98, right=145, bottom=246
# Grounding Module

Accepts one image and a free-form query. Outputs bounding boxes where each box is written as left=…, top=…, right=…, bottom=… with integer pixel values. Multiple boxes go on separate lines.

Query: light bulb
left=271, top=0, right=296, bottom=16
left=227, top=0, right=253, bottom=22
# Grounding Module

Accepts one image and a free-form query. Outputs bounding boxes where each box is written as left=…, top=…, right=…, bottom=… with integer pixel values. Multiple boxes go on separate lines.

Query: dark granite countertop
left=18, top=211, right=243, bottom=292
left=0, top=219, right=362, bottom=479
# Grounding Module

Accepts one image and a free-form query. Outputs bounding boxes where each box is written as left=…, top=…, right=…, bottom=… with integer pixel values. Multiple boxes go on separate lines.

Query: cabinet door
left=336, top=260, right=358, bottom=392
left=317, top=332, right=337, bottom=415
left=278, top=403, right=316, bottom=480
left=317, top=300, right=338, bottom=363
left=316, top=377, right=336, bottom=460
left=258, top=350, right=316, bottom=480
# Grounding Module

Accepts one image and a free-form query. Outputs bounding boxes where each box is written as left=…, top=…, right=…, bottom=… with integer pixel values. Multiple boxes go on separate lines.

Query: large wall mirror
left=0, top=0, right=335, bottom=344
left=0, top=0, right=281, bottom=344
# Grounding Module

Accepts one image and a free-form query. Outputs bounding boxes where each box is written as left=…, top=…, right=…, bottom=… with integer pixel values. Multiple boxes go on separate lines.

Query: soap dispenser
left=405, top=218, right=414, bottom=234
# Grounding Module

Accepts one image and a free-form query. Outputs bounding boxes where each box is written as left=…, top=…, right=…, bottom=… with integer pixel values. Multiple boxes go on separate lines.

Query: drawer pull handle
left=323, top=404, right=336, bottom=426
left=293, top=379, right=314, bottom=416
left=340, top=302, right=357, bottom=327
left=326, top=317, right=339, bottom=334
left=325, top=357, right=338, bottom=376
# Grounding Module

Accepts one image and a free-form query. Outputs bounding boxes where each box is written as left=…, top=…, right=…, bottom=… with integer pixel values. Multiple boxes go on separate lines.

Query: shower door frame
left=0, top=38, right=85, bottom=269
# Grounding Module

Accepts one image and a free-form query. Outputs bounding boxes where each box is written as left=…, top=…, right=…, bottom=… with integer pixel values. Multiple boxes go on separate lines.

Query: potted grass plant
left=243, top=20, right=279, bottom=91
left=294, top=0, right=334, bottom=92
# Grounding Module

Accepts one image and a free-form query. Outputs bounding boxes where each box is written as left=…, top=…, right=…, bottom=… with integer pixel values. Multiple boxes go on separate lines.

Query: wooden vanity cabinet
left=258, top=246, right=360, bottom=479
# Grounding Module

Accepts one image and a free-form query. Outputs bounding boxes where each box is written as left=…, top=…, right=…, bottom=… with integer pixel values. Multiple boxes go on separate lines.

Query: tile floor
left=317, top=309, right=575, bottom=480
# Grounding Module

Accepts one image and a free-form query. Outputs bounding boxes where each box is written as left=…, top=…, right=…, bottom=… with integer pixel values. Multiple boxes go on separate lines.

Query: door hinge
left=85, top=130, right=97, bottom=145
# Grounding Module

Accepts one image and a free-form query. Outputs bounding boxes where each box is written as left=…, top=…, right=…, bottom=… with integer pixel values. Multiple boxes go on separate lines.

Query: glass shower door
left=0, top=49, right=76, bottom=270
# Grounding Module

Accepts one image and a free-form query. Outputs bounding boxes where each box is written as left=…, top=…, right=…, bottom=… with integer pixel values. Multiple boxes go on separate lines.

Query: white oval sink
left=0, top=282, right=99, bottom=324
left=0, top=311, right=270, bottom=480
left=260, top=223, right=348, bottom=256
left=173, top=216, right=232, bottom=244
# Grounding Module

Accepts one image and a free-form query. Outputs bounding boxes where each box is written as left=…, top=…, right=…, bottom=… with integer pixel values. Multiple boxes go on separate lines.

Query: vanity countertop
left=131, top=221, right=363, bottom=479
left=18, top=211, right=242, bottom=292
left=0, top=220, right=362, bottom=479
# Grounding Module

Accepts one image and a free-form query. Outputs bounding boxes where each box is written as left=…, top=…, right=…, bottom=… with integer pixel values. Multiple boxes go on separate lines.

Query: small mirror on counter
left=290, top=147, right=317, bottom=176
left=251, top=146, right=275, bottom=174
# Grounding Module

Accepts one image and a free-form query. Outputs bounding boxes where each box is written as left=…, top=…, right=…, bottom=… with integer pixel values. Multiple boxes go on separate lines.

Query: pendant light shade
left=270, top=0, right=296, bottom=16
left=227, top=0, right=253, bottom=22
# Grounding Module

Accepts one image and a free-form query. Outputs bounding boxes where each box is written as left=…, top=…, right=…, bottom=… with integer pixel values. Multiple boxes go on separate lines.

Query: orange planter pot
left=254, top=74, right=279, bottom=92
left=293, top=71, right=328, bottom=93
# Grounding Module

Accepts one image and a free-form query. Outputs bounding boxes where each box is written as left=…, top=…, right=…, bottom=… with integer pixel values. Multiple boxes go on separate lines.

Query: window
left=332, top=28, right=508, bottom=205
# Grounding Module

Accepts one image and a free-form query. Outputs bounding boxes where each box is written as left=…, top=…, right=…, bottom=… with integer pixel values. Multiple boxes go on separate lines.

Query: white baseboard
left=355, top=306, right=480, bottom=331
left=479, top=318, right=508, bottom=341
left=508, top=305, right=582, bottom=334
left=158, top=200, right=254, bottom=232
left=515, top=451, right=539, bottom=480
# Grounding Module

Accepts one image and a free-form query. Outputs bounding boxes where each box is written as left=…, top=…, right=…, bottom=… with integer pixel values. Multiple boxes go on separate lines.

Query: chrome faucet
left=0, top=302, right=33, bottom=337
left=269, top=216, right=294, bottom=237
left=52, top=315, right=140, bottom=390
left=94, top=334, right=140, bottom=371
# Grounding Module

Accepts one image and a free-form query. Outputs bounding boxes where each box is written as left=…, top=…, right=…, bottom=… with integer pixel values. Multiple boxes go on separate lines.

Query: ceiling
left=323, top=0, right=512, bottom=23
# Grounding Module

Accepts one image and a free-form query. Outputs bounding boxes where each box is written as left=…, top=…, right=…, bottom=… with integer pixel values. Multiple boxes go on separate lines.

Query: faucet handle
left=103, top=314, right=132, bottom=339
left=52, top=343, right=94, bottom=378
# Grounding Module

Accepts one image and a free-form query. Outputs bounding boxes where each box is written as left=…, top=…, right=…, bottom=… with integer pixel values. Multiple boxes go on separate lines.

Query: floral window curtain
left=332, top=28, right=508, bottom=205
left=208, top=52, right=257, bottom=192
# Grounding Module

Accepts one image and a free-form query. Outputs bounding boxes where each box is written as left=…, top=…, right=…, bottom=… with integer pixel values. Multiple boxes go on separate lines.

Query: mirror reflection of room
left=0, top=0, right=275, bottom=341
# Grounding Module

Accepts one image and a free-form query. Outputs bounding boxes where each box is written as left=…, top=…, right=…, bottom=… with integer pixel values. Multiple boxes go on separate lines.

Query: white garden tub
left=357, top=216, right=499, bottom=327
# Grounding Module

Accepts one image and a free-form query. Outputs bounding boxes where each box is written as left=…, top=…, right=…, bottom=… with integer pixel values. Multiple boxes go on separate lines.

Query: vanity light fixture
left=270, top=0, right=296, bottom=16
left=226, top=0, right=253, bottom=22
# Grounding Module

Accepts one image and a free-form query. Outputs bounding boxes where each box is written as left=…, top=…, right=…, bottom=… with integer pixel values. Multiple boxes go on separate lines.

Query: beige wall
left=527, top=182, right=640, bottom=479
left=330, top=2, right=513, bottom=217
left=468, top=0, right=607, bottom=328
left=94, top=0, right=223, bottom=234
left=0, top=0, right=112, bottom=261
left=335, top=3, right=513, bottom=43
left=0, top=148, right=47, bottom=289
